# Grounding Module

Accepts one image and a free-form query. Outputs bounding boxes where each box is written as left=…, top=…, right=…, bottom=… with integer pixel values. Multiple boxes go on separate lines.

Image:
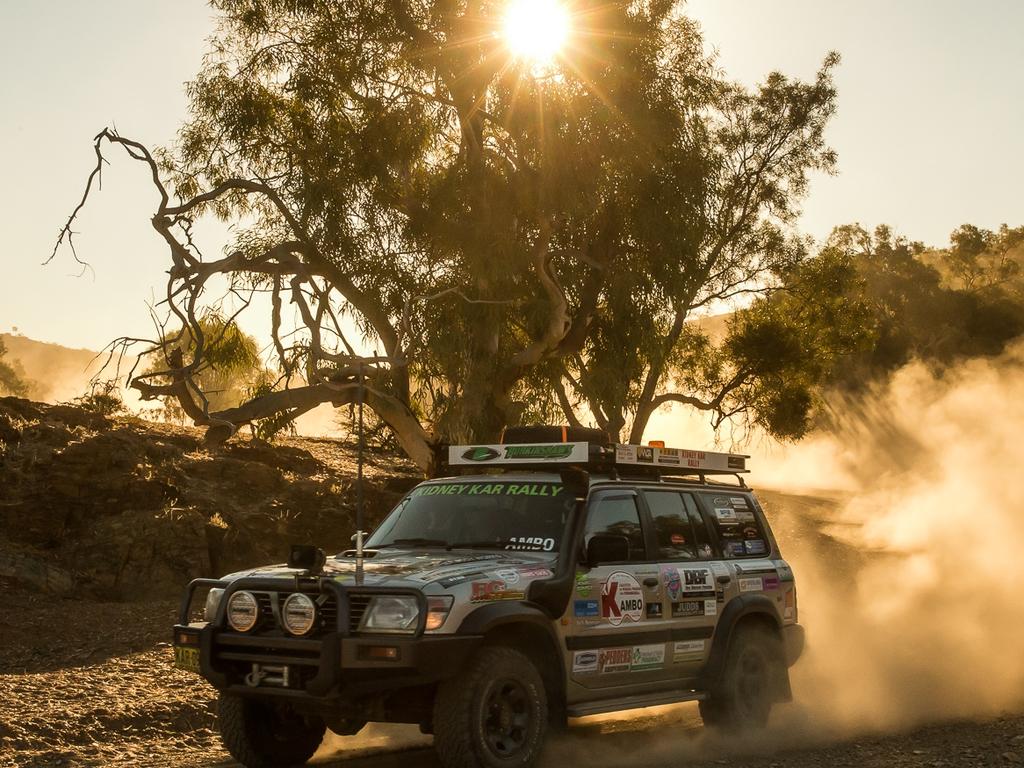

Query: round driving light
left=226, top=590, right=259, bottom=632
left=282, top=593, right=317, bottom=636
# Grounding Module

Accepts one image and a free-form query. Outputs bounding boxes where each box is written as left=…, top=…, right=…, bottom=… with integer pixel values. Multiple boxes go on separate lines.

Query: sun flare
left=502, top=0, right=570, bottom=66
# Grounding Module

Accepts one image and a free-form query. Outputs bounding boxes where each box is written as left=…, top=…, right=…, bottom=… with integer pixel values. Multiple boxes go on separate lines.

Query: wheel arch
left=456, top=602, right=567, bottom=724
left=700, top=594, right=790, bottom=699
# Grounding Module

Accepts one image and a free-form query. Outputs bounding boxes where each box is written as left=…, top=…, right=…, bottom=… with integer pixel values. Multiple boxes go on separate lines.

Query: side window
left=584, top=495, right=646, bottom=561
left=644, top=491, right=697, bottom=560
left=699, top=492, right=769, bottom=558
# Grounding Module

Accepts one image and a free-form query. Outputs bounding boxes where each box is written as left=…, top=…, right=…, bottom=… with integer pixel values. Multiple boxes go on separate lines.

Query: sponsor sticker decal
left=763, top=574, right=780, bottom=590
left=681, top=568, right=713, bottom=594
left=730, top=496, right=750, bottom=508
left=738, top=577, right=763, bottom=593
left=714, top=507, right=738, bottom=524
left=470, top=580, right=526, bottom=602
left=672, top=640, right=706, bottom=660
left=573, top=651, right=599, bottom=674
left=574, top=599, right=600, bottom=618
left=744, top=540, right=767, bottom=555
left=461, top=447, right=500, bottom=462
left=601, top=572, right=645, bottom=626
left=709, top=562, right=730, bottom=578
left=646, top=603, right=663, bottom=619
left=672, top=600, right=704, bottom=618
left=519, top=566, right=554, bottom=580
left=704, top=598, right=717, bottom=616
left=726, top=541, right=746, bottom=557
left=598, top=647, right=632, bottom=673
left=494, top=568, right=520, bottom=584
left=662, top=567, right=682, bottom=601
left=631, top=644, right=666, bottom=671
left=575, top=571, right=591, bottom=597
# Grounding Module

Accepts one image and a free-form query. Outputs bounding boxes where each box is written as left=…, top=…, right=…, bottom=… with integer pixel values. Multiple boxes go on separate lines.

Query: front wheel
left=218, top=693, right=326, bottom=768
left=700, top=624, right=785, bottom=731
left=433, top=646, right=549, bottom=768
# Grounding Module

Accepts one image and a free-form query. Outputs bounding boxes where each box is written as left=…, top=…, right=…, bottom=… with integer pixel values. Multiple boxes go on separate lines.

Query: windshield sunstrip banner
left=449, top=442, right=590, bottom=465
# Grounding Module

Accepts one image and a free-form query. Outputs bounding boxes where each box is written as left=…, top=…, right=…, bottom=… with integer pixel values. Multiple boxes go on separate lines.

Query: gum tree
left=54, top=0, right=844, bottom=470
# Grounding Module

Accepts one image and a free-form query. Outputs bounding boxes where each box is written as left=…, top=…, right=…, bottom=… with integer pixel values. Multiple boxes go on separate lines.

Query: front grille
left=348, top=594, right=373, bottom=633
left=255, top=592, right=274, bottom=626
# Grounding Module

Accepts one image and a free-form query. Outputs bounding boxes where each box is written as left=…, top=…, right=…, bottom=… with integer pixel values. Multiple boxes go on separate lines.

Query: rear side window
left=699, top=493, right=769, bottom=558
left=585, top=495, right=646, bottom=561
left=644, top=491, right=707, bottom=560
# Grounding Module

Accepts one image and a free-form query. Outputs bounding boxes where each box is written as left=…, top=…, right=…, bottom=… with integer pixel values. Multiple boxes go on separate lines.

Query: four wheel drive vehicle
left=173, top=428, right=804, bottom=768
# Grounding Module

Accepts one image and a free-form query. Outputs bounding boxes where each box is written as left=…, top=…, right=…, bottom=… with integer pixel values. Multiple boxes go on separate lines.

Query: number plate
left=173, top=645, right=200, bottom=674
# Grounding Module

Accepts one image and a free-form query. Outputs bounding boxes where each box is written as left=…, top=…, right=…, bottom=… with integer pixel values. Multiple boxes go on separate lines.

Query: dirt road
left=3, top=487, right=1023, bottom=768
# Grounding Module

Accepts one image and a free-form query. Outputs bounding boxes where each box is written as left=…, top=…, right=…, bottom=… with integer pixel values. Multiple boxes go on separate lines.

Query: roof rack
left=444, top=440, right=748, bottom=482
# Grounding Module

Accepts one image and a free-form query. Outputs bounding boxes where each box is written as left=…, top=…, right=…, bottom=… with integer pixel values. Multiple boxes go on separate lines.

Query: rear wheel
left=700, top=624, right=784, bottom=731
left=433, top=646, right=548, bottom=768
left=218, top=693, right=326, bottom=768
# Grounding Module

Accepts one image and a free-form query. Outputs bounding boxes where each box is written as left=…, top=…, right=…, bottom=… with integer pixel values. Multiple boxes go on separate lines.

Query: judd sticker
left=673, top=640, right=706, bottom=660
left=672, top=600, right=704, bottom=618
left=573, top=651, right=599, bottom=674
left=662, top=568, right=682, bottom=601
left=574, top=599, right=600, bottom=618
left=738, top=577, right=763, bottom=593
left=601, top=572, right=645, bottom=626
left=714, top=507, right=738, bottom=524
left=631, top=644, right=665, bottom=671
left=598, top=647, right=632, bottom=673
left=470, top=580, right=526, bottom=602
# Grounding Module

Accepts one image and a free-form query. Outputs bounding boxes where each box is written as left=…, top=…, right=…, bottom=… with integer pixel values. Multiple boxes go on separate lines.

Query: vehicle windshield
left=366, top=480, right=573, bottom=552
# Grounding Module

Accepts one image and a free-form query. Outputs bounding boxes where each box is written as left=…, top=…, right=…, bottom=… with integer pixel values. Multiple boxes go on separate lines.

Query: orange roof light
left=648, top=440, right=665, bottom=448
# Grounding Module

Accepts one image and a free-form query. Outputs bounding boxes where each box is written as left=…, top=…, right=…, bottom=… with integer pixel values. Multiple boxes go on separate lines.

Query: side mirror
left=559, top=466, right=590, bottom=499
left=288, top=544, right=326, bottom=574
left=585, top=533, right=629, bottom=567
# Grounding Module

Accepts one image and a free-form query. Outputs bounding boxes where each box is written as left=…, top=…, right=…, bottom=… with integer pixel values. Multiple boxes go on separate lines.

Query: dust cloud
left=774, top=341, right=1024, bottom=731
left=543, top=343, right=1024, bottom=766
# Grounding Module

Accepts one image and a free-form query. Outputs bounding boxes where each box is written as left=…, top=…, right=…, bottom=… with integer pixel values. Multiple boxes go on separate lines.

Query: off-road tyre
left=700, top=623, right=785, bottom=731
left=218, top=692, right=326, bottom=768
left=433, top=646, right=548, bottom=768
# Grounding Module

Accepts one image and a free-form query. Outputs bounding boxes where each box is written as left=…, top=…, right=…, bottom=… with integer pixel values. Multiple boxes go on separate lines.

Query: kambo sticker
left=601, top=571, right=645, bottom=626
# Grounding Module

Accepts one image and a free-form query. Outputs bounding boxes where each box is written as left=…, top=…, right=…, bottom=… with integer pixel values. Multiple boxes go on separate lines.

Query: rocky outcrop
left=0, top=397, right=420, bottom=599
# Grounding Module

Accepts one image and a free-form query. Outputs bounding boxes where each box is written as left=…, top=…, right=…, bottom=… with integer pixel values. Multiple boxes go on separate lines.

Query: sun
left=502, top=0, right=570, bottom=66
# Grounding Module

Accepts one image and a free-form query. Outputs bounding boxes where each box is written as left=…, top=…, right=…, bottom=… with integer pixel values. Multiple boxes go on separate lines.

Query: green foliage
left=824, top=224, right=1024, bottom=386
left=0, top=340, right=29, bottom=398
left=72, top=381, right=127, bottom=416
left=247, top=382, right=298, bottom=441
left=146, top=311, right=271, bottom=423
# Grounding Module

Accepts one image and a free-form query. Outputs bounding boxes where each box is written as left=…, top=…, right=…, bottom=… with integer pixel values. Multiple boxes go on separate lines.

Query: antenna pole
left=355, top=362, right=366, bottom=586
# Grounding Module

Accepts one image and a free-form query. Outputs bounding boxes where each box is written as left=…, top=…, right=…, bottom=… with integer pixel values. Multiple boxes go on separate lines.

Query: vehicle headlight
left=282, top=593, right=317, bottom=636
left=360, top=596, right=420, bottom=633
left=227, top=591, right=259, bottom=632
left=204, top=588, right=224, bottom=623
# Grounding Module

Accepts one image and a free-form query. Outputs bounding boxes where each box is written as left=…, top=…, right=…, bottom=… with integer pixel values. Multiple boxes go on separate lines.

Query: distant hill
left=0, top=333, right=102, bottom=403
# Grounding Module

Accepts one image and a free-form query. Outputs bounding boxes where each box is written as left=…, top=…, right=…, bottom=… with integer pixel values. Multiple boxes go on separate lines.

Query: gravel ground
left=3, top=582, right=1023, bottom=768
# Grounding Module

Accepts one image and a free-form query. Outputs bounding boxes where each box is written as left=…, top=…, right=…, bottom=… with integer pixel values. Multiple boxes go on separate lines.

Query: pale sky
left=2, top=0, right=1023, bottom=353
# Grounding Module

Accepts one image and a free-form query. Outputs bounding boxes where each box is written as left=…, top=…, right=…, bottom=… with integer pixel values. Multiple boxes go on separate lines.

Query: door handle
left=643, top=577, right=659, bottom=588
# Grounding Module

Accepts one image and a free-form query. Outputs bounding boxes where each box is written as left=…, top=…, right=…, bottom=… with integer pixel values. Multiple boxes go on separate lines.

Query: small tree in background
left=0, top=339, right=29, bottom=398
